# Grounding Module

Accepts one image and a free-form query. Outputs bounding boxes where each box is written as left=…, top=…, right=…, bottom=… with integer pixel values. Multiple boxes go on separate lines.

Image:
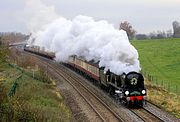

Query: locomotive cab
left=123, top=72, right=147, bottom=106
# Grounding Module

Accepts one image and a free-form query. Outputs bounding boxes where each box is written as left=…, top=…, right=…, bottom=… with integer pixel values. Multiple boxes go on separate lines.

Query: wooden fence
left=141, top=70, right=179, bottom=95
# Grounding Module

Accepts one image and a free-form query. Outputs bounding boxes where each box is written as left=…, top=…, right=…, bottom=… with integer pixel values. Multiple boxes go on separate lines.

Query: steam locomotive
left=67, top=56, right=147, bottom=106
left=24, top=45, right=147, bottom=107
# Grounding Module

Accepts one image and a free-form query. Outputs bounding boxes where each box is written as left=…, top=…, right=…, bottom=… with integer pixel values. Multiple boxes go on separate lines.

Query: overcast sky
left=0, top=0, right=180, bottom=34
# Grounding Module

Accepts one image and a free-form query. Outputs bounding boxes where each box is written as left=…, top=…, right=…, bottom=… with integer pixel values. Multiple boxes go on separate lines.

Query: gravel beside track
left=144, top=102, right=179, bottom=122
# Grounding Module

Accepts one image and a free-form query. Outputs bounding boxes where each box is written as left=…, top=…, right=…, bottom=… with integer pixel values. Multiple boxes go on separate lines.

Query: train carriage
left=24, top=45, right=55, bottom=60
left=68, top=56, right=100, bottom=81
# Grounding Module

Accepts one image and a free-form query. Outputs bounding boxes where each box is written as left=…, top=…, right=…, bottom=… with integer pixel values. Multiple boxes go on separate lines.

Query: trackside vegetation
left=0, top=62, right=72, bottom=121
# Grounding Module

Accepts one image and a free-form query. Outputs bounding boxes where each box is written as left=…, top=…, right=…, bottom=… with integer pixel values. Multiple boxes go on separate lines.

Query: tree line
left=120, top=21, right=180, bottom=40
left=0, top=32, right=29, bottom=64
left=1, top=20, right=180, bottom=42
left=0, top=32, right=29, bottom=45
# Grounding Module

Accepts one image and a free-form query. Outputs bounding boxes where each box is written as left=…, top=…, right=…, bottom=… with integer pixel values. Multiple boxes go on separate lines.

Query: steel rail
left=37, top=57, right=124, bottom=122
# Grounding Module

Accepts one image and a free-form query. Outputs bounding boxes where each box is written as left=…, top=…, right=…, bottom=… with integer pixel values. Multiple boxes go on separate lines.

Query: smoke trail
left=24, top=0, right=58, bottom=33
left=31, top=15, right=141, bottom=74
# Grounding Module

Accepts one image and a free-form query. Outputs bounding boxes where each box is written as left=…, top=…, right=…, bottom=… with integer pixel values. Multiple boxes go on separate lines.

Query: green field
left=132, top=38, right=180, bottom=94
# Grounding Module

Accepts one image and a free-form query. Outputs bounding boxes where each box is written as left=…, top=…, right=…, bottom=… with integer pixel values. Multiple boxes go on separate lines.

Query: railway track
left=144, top=101, right=179, bottom=122
left=37, top=57, right=124, bottom=122
left=130, top=108, right=164, bottom=122
left=54, top=63, right=165, bottom=122
left=22, top=50, right=179, bottom=122
left=40, top=58, right=165, bottom=122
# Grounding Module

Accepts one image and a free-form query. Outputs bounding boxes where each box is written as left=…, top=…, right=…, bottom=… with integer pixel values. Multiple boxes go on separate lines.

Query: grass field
left=132, top=38, right=180, bottom=94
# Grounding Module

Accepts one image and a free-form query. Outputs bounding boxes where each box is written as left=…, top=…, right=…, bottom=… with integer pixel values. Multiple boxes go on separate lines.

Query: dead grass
left=145, top=79, right=180, bottom=118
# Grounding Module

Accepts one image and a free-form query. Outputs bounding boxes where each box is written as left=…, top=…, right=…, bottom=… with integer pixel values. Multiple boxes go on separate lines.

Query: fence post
left=168, top=82, right=170, bottom=92
left=155, top=78, right=157, bottom=85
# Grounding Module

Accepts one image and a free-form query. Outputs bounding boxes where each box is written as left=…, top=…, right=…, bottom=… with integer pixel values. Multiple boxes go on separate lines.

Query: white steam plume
left=31, top=15, right=141, bottom=74
left=24, top=0, right=58, bottom=33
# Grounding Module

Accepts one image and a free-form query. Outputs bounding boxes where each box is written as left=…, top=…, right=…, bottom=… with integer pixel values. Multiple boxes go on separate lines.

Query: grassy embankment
left=132, top=38, right=180, bottom=118
left=0, top=62, right=71, bottom=121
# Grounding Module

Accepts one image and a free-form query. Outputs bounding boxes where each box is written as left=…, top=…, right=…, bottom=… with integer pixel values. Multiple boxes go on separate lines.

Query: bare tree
left=172, top=21, right=180, bottom=38
left=0, top=32, right=29, bottom=45
left=0, top=45, right=9, bottom=64
left=119, top=21, right=136, bottom=40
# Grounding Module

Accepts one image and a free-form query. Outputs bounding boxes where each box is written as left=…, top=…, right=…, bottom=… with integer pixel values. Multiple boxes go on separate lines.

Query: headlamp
left=125, top=91, right=129, bottom=95
left=142, top=90, right=146, bottom=94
